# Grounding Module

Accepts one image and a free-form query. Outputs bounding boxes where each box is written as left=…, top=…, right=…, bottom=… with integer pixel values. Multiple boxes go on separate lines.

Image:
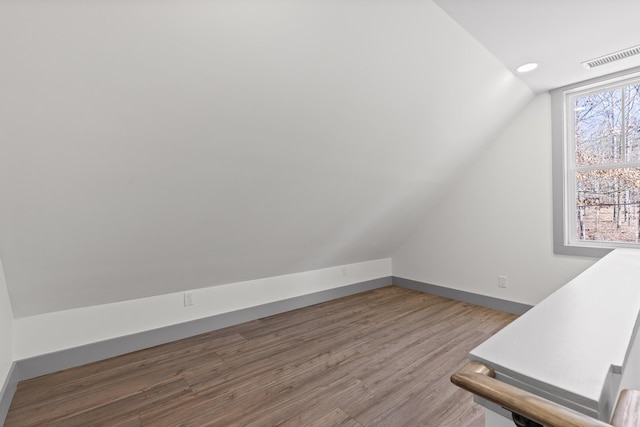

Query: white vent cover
left=582, top=45, right=640, bottom=69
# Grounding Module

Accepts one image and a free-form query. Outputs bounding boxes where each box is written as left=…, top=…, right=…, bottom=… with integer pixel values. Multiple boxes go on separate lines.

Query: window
left=552, top=69, right=640, bottom=256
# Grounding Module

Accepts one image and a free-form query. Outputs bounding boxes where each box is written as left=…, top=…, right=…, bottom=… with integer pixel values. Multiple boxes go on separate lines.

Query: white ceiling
left=434, top=0, right=640, bottom=93
left=0, top=0, right=532, bottom=317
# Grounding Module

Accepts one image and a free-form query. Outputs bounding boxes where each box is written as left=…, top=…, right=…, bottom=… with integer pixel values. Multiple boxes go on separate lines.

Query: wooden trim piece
left=451, top=361, right=611, bottom=427
left=610, top=389, right=640, bottom=427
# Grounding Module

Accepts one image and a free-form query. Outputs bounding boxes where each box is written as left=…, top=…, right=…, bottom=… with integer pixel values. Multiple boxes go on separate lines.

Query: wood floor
left=5, top=286, right=516, bottom=427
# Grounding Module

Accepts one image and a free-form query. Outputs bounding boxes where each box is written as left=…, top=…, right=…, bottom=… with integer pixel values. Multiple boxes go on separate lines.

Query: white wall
left=614, top=309, right=640, bottom=420
left=14, top=258, right=390, bottom=359
left=0, top=0, right=531, bottom=318
left=0, top=256, right=14, bottom=387
left=392, top=93, right=597, bottom=306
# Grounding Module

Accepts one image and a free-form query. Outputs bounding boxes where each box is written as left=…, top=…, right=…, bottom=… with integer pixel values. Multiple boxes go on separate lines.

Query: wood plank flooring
left=5, top=286, right=516, bottom=427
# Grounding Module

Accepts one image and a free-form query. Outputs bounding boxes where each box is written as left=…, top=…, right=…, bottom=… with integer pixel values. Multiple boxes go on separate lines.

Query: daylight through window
left=566, top=77, right=640, bottom=247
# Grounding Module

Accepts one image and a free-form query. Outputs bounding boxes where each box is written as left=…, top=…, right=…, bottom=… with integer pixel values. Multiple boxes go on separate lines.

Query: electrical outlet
left=498, top=276, right=508, bottom=288
left=184, top=292, right=194, bottom=306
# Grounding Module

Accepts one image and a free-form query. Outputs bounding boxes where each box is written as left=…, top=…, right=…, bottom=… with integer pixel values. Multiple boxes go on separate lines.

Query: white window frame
left=552, top=67, right=640, bottom=257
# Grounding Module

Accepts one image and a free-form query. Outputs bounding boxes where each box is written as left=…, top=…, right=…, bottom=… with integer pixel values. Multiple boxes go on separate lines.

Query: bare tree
left=573, top=86, right=640, bottom=242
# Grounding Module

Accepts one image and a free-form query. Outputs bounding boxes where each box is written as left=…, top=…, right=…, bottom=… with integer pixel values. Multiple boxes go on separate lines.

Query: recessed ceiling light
left=516, top=62, right=538, bottom=73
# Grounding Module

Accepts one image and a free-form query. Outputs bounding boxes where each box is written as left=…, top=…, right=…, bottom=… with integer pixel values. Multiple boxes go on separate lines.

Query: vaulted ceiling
left=0, top=0, right=534, bottom=317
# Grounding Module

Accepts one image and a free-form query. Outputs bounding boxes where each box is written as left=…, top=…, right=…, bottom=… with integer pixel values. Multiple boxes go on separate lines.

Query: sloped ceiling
left=0, top=0, right=532, bottom=317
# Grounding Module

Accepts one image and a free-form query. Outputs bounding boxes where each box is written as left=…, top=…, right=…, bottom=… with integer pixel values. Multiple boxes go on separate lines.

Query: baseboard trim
left=16, top=276, right=392, bottom=381
left=393, top=276, right=532, bottom=315
left=0, top=363, right=19, bottom=425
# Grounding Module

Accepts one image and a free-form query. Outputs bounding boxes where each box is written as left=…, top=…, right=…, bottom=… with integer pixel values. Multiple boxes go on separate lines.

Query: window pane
left=624, top=84, right=640, bottom=162
left=574, top=89, right=623, bottom=166
left=576, top=167, right=640, bottom=242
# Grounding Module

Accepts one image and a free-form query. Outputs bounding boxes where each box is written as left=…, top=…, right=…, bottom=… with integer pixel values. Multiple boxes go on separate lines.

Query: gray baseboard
left=4, top=275, right=524, bottom=416
left=17, top=276, right=392, bottom=381
left=393, top=276, right=532, bottom=315
left=0, top=363, right=19, bottom=425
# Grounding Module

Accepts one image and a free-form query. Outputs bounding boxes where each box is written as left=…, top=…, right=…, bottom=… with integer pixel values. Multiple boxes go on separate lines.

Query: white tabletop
left=470, top=249, right=640, bottom=420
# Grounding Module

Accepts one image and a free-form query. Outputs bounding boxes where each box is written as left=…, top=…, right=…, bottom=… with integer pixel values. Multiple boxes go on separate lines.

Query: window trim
left=551, top=66, right=640, bottom=257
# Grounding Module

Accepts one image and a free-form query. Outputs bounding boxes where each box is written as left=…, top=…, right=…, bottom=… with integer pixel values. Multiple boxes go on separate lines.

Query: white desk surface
left=471, top=249, right=640, bottom=418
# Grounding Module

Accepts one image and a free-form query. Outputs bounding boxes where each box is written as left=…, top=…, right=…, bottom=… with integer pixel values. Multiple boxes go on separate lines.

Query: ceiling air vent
left=582, top=45, right=640, bottom=69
